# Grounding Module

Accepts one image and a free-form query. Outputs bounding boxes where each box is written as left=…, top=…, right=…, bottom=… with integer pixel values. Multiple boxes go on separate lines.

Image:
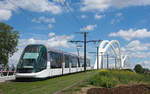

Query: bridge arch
left=94, top=40, right=128, bottom=69
left=122, top=55, right=130, bottom=68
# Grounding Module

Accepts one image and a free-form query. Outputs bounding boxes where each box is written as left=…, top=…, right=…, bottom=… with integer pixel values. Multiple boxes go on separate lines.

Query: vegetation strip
left=0, top=70, right=96, bottom=94
left=61, top=69, right=150, bottom=94
left=89, top=69, right=150, bottom=88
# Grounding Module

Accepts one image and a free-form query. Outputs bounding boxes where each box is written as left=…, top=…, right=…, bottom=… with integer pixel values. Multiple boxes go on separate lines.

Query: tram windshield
left=17, top=45, right=47, bottom=73
left=21, top=59, right=35, bottom=68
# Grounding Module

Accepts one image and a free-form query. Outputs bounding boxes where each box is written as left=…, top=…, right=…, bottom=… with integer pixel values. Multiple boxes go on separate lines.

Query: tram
left=16, top=44, right=91, bottom=78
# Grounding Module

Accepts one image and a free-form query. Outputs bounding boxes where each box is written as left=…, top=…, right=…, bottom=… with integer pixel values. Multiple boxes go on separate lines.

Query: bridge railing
left=0, top=70, right=16, bottom=77
left=0, top=68, right=16, bottom=82
left=0, top=67, right=16, bottom=77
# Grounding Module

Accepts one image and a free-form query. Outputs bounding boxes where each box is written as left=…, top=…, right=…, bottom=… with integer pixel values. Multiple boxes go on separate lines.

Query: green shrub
left=90, top=70, right=116, bottom=88
left=100, top=76, right=116, bottom=88
left=89, top=69, right=150, bottom=88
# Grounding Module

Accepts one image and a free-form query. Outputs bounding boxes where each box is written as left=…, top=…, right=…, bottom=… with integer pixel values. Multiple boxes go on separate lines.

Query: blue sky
left=1, top=0, right=150, bottom=68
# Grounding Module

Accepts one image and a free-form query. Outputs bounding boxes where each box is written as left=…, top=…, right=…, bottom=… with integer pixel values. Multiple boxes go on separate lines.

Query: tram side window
left=87, top=59, right=90, bottom=67
left=72, top=57, right=77, bottom=67
left=39, top=47, right=47, bottom=69
left=65, top=55, right=69, bottom=68
left=89, top=60, right=90, bottom=67
left=79, top=58, right=81, bottom=67
left=49, top=52, right=62, bottom=68
left=79, top=58, right=84, bottom=67
left=35, top=46, right=47, bottom=71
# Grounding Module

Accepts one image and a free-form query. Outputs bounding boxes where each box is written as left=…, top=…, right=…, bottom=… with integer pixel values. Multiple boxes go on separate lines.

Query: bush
left=89, top=69, right=150, bottom=88
left=90, top=70, right=116, bottom=88
left=100, top=76, right=116, bottom=88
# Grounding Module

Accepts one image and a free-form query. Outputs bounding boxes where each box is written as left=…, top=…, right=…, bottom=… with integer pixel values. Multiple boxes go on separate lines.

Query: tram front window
left=22, top=59, right=35, bottom=69
left=17, top=59, right=37, bottom=73
left=17, top=45, right=47, bottom=73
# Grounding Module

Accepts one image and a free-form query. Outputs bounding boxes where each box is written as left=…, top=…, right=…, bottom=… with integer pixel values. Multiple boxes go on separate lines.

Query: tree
left=0, top=22, right=19, bottom=66
left=134, top=64, right=143, bottom=73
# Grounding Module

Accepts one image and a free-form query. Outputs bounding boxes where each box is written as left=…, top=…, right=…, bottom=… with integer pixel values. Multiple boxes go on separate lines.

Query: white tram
left=16, top=44, right=91, bottom=79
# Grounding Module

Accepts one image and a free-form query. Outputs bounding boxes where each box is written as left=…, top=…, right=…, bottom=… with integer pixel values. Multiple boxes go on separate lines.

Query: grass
left=89, top=69, right=150, bottom=88
left=52, top=69, right=150, bottom=94
left=2, top=69, right=149, bottom=94
left=0, top=70, right=96, bottom=94
left=60, top=81, right=90, bottom=94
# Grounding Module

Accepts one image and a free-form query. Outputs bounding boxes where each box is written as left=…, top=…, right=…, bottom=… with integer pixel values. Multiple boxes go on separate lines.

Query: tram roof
left=47, top=47, right=79, bottom=57
left=26, top=44, right=85, bottom=58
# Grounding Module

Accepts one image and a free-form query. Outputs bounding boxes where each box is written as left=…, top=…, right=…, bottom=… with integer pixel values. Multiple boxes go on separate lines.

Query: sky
left=1, top=0, right=150, bottom=69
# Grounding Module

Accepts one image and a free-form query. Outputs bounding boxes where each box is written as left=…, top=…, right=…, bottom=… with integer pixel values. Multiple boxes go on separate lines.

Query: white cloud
left=0, top=0, right=62, bottom=21
left=32, top=16, right=55, bottom=29
left=48, top=24, right=53, bottom=29
left=80, top=0, right=150, bottom=12
left=53, top=0, right=65, bottom=4
left=21, top=33, right=74, bottom=48
left=13, top=0, right=62, bottom=14
left=53, top=0, right=73, bottom=13
left=9, top=32, right=74, bottom=65
left=141, top=60, right=150, bottom=69
left=111, top=12, right=123, bottom=24
left=94, top=14, right=104, bottom=20
left=80, top=0, right=110, bottom=11
left=46, top=35, right=74, bottom=48
left=122, top=40, right=150, bottom=54
left=0, top=9, right=12, bottom=21
left=111, top=18, right=121, bottom=24
left=0, top=0, right=16, bottom=11
left=49, top=32, right=55, bottom=37
left=130, top=60, right=150, bottom=69
left=120, top=40, right=150, bottom=68
left=81, top=14, right=87, bottom=19
left=121, top=40, right=150, bottom=58
left=80, top=24, right=97, bottom=31
left=126, top=40, right=149, bottom=51
left=32, top=16, right=55, bottom=23
left=109, top=28, right=150, bottom=41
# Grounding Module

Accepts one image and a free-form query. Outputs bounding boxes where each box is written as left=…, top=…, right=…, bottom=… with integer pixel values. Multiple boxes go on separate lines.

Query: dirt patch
left=0, top=89, right=3, bottom=94
left=87, top=84, right=150, bottom=94
left=72, top=85, right=97, bottom=94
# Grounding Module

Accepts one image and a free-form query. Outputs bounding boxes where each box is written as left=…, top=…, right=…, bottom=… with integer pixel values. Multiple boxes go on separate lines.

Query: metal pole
left=68, top=32, right=101, bottom=71
left=120, top=58, right=122, bottom=69
left=107, top=54, right=109, bottom=69
left=115, top=58, right=117, bottom=69
left=84, top=32, right=86, bottom=72
left=62, top=52, right=64, bottom=75
left=77, top=47, right=80, bottom=70
left=101, top=52, right=103, bottom=69
left=77, top=48, right=79, bottom=56
left=97, top=47, right=99, bottom=70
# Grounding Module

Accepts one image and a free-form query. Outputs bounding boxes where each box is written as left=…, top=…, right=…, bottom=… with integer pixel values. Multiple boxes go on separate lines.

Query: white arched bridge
left=94, top=40, right=130, bottom=69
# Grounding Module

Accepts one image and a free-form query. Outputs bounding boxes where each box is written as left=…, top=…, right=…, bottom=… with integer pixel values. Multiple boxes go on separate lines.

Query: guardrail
left=0, top=70, right=16, bottom=82
left=0, top=71, right=16, bottom=76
